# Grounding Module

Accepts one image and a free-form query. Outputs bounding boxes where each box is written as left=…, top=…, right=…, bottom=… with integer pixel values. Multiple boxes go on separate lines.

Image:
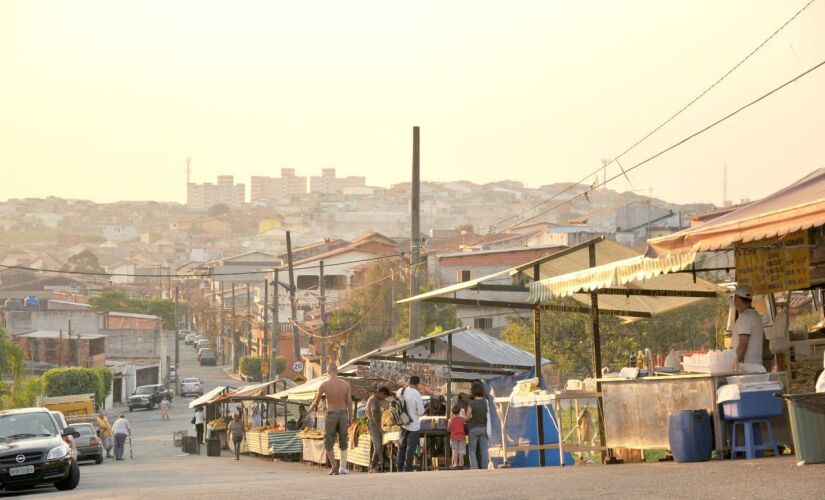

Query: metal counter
left=599, top=372, right=791, bottom=456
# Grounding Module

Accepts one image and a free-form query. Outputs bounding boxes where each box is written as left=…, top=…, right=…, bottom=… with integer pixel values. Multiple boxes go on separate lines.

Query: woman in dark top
left=464, top=385, right=489, bottom=469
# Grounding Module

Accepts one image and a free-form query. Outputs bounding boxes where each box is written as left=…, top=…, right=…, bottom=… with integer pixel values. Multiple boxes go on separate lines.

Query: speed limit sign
left=293, top=361, right=304, bottom=373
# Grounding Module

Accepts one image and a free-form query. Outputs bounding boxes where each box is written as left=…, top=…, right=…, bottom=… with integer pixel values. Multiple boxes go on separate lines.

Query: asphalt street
left=4, top=341, right=824, bottom=499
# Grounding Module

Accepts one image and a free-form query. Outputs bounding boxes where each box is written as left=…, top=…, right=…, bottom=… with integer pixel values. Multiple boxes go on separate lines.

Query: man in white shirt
left=395, top=376, right=425, bottom=472
left=112, top=414, right=132, bottom=461
left=732, top=285, right=764, bottom=366
left=193, top=407, right=205, bottom=444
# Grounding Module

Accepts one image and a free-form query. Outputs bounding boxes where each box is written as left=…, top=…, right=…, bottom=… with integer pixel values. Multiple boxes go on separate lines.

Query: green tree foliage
left=239, top=356, right=262, bottom=380
left=0, top=328, right=42, bottom=410
left=274, top=355, right=287, bottom=376
left=396, top=283, right=460, bottom=342
left=93, top=367, right=114, bottom=401
left=43, top=367, right=108, bottom=408
left=61, top=250, right=104, bottom=273
left=501, top=297, right=724, bottom=383
left=89, top=290, right=176, bottom=329
left=207, top=204, right=230, bottom=217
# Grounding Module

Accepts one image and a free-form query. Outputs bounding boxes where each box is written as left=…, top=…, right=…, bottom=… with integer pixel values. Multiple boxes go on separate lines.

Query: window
left=324, top=275, right=348, bottom=290
left=457, top=270, right=475, bottom=283
left=473, top=317, right=493, bottom=330
left=297, top=275, right=320, bottom=290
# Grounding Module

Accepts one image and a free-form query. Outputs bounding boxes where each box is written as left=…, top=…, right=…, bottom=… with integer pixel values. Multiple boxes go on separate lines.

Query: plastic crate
left=722, top=390, right=783, bottom=420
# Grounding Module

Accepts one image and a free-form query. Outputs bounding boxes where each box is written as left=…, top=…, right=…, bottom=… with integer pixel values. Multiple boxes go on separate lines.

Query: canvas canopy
left=648, top=168, right=825, bottom=257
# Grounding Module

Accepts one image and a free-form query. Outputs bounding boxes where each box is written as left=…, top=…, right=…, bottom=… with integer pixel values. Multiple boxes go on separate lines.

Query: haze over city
left=2, top=0, right=824, bottom=204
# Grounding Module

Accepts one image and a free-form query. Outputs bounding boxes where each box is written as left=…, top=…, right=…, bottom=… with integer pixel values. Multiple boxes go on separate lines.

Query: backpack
left=389, top=388, right=412, bottom=426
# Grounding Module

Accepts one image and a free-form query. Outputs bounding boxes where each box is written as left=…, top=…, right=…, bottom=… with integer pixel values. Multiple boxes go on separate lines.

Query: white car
left=185, top=333, right=198, bottom=345
left=180, top=378, right=203, bottom=397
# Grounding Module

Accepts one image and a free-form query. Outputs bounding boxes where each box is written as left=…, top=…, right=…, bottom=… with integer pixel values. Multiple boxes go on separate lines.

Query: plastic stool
left=729, top=419, right=780, bottom=459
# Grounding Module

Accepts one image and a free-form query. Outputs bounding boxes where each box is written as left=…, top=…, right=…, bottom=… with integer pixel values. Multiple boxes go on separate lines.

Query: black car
left=199, top=350, right=216, bottom=366
left=0, top=407, right=80, bottom=492
left=127, top=384, right=174, bottom=412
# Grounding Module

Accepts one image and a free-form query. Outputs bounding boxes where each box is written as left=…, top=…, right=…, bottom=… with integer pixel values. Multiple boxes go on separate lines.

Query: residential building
left=250, top=168, right=308, bottom=201
left=309, top=168, right=366, bottom=194
left=187, top=175, right=245, bottom=209
left=14, top=330, right=106, bottom=370
left=432, top=245, right=565, bottom=334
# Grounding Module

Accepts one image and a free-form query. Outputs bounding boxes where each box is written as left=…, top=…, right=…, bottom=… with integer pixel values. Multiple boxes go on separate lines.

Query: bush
left=274, top=355, right=287, bottom=376
left=93, top=367, right=113, bottom=402
left=239, top=356, right=262, bottom=381
left=43, top=367, right=106, bottom=408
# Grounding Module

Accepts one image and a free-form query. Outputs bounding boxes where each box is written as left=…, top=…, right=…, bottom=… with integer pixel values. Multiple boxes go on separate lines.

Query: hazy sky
left=2, top=1, right=824, bottom=205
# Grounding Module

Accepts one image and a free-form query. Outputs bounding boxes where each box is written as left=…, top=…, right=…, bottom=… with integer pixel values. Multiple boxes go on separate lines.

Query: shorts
left=451, top=439, right=466, bottom=454
left=324, top=411, right=349, bottom=451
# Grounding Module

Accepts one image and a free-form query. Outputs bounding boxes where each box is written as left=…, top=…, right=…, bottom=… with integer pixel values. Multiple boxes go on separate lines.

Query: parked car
left=177, top=329, right=190, bottom=340
left=127, top=384, right=174, bottom=412
left=197, top=347, right=213, bottom=361
left=195, top=339, right=210, bottom=351
left=199, top=350, right=216, bottom=366
left=180, top=378, right=203, bottom=397
left=169, top=366, right=177, bottom=383
left=71, top=423, right=103, bottom=464
left=192, top=336, right=206, bottom=349
left=185, top=333, right=198, bottom=345
left=48, top=411, right=77, bottom=458
left=0, top=407, right=80, bottom=492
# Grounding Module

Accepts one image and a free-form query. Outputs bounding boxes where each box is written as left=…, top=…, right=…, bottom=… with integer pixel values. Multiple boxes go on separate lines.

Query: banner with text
left=735, top=229, right=810, bottom=295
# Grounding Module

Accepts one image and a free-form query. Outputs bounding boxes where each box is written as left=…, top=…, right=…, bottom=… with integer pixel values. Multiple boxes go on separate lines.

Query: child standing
left=448, top=405, right=466, bottom=469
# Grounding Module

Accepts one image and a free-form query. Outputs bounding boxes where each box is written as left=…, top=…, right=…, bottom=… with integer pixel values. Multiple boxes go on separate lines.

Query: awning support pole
left=533, top=263, right=546, bottom=467
left=447, top=332, right=453, bottom=425
left=589, top=244, right=610, bottom=464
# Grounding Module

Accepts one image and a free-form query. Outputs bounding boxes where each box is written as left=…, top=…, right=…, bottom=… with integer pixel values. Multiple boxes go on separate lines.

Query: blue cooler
left=668, top=410, right=713, bottom=462
left=722, top=391, right=783, bottom=420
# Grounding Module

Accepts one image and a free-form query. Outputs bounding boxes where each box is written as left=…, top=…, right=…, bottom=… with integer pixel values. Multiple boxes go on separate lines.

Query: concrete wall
left=29, top=310, right=105, bottom=334
left=101, top=328, right=173, bottom=361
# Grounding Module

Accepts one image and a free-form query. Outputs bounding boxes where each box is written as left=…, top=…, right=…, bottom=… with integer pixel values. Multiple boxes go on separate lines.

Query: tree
left=0, top=328, right=38, bottom=410
left=239, top=356, right=262, bottom=381
left=395, top=284, right=460, bottom=342
left=89, top=290, right=177, bottom=329
left=61, top=250, right=104, bottom=273
left=274, top=355, right=287, bottom=376
left=501, top=297, right=725, bottom=384
left=207, top=204, right=230, bottom=217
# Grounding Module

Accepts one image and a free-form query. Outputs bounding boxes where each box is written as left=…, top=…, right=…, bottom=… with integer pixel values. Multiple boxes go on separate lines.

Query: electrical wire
left=479, top=57, right=825, bottom=234
left=477, top=0, right=818, bottom=241
left=0, top=253, right=406, bottom=279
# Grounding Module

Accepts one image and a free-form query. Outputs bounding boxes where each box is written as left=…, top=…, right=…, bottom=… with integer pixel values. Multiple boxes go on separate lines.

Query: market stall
left=400, top=237, right=725, bottom=465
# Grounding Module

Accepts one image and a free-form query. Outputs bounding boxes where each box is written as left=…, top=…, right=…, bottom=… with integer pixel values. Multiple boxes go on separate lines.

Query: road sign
left=293, top=361, right=304, bottom=373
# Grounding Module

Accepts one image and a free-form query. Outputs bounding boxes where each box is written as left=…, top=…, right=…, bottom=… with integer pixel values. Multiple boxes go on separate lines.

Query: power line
left=478, top=0, right=818, bottom=240
left=482, top=57, right=825, bottom=233
left=0, top=253, right=406, bottom=279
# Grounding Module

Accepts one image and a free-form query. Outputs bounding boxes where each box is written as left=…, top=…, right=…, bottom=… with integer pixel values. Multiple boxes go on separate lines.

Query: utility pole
left=409, top=125, right=421, bottom=340
left=232, top=282, right=238, bottom=372
left=246, top=284, right=252, bottom=358
left=286, top=231, right=301, bottom=367
left=68, top=319, right=72, bottom=366
left=174, top=286, right=180, bottom=392
left=59, top=329, right=63, bottom=368
left=219, top=281, right=225, bottom=365
left=319, top=260, right=326, bottom=368
left=263, top=277, right=269, bottom=377
left=270, top=270, right=280, bottom=381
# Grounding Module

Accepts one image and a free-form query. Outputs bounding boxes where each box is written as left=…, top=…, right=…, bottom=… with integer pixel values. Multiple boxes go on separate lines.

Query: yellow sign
left=735, top=230, right=810, bottom=295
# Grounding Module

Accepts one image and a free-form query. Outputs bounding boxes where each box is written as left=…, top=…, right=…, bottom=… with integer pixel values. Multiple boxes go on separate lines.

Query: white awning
left=189, top=386, right=228, bottom=408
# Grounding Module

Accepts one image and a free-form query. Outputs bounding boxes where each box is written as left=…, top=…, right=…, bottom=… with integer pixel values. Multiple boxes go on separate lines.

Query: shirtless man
left=310, top=363, right=353, bottom=475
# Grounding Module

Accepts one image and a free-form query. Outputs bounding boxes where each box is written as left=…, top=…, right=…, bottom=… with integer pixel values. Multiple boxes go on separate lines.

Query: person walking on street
left=309, top=363, right=353, bottom=476
left=395, top=376, right=425, bottom=472
left=229, top=414, right=244, bottom=460
left=465, top=385, right=490, bottom=470
left=96, top=412, right=113, bottom=458
left=366, top=386, right=390, bottom=473
left=112, top=414, right=132, bottom=461
left=193, top=407, right=205, bottom=444
left=160, top=396, right=171, bottom=421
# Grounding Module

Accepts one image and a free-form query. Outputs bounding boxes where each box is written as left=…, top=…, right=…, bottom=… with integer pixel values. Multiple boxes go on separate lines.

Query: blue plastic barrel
left=668, top=410, right=713, bottom=462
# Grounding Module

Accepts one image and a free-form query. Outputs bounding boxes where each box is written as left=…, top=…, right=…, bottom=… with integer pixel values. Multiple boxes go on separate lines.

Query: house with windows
left=431, top=245, right=566, bottom=334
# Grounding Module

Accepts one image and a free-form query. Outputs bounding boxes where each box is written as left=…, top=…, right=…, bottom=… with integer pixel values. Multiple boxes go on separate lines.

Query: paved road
left=5, top=343, right=824, bottom=499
